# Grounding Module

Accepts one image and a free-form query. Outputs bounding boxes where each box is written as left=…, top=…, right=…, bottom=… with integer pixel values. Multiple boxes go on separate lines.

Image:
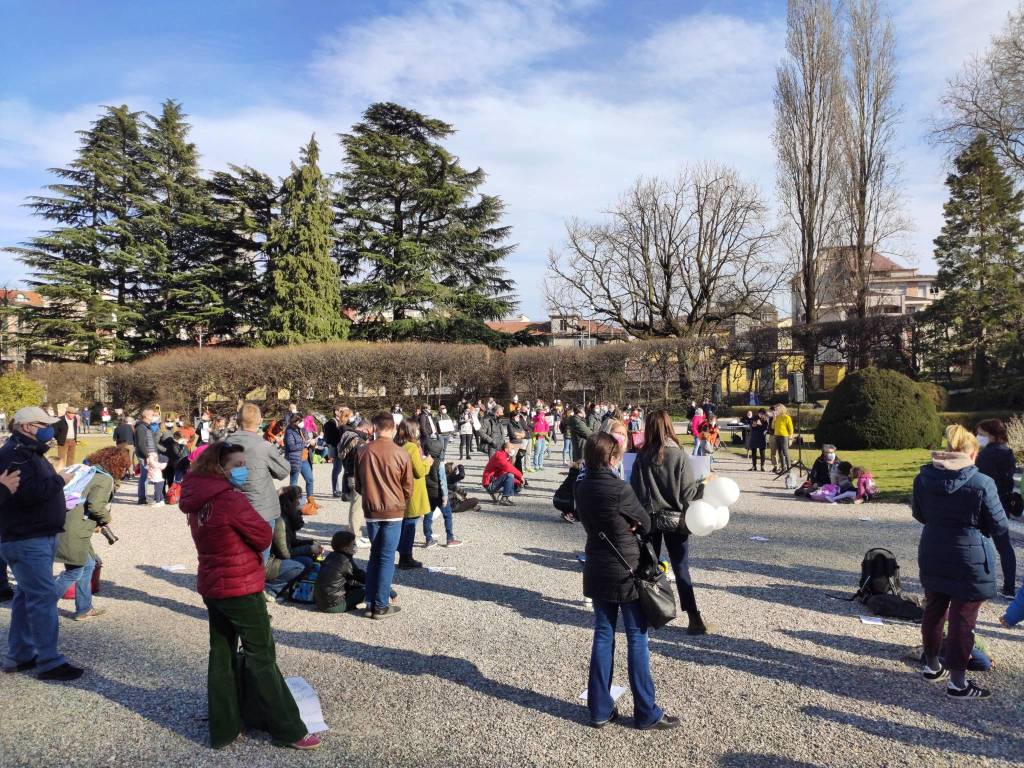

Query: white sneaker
left=152, top=501, right=166, bottom=508
left=583, top=597, right=593, bottom=607
left=357, top=537, right=371, bottom=548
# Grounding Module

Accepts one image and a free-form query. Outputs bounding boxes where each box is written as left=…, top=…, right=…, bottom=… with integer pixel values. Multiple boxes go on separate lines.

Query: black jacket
left=323, top=418, right=342, bottom=449
left=113, top=422, right=134, bottom=445
left=53, top=416, right=77, bottom=446
left=749, top=418, right=768, bottom=450
left=424, top=437, right=445, bottom=508
left=0, top=432, right=67, bottom=542
left=577, top=467, right=651, bottom=603
left=134, top=421, right=157, bottom=460
left=314, top=551, right=364, bottom=611
left=976, top=443, right=1017, bottom=500
left=808, top=455, right=837, bottom=487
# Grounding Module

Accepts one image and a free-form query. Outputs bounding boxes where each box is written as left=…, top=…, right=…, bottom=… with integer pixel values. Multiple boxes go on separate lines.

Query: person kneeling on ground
left=314, top=531, right=397, bottom=613
left=482, top=442, right=523, bottom=506
left=180, top=440, right=320, bottom=750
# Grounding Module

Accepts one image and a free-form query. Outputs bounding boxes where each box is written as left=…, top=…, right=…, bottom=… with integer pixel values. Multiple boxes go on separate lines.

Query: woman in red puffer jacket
left=180, top=441, right=321, bottom=752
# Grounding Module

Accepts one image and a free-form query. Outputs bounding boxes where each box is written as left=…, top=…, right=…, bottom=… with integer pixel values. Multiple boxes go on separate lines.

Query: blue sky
left=0, top=0, right=1017, bottom=319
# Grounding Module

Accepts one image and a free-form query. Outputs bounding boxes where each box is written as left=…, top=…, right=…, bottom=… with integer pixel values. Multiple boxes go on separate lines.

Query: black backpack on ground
left=855, top=548, right=901, bottom=601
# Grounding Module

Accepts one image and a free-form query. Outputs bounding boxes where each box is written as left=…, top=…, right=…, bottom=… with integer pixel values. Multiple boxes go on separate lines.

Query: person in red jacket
left=482, top=442, right=523, bottom=506
left=180, top=441, right=321, bottom=752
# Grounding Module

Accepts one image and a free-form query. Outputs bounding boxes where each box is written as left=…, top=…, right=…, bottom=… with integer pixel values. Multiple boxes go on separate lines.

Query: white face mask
left=976, top=435, right=990, bottom=448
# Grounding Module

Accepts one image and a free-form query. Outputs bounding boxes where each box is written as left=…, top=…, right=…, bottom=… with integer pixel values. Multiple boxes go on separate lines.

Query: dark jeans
left=264, top=558, right=306, bottom=599
left=364, top=520, right=401, bottom=611
left=423, top=503, right=455, bottom=542
left=992, top=530, right=1017, bottom=594
left=648, top=530, right=698, bottom=613
left=921, top=590, right=983, bottom=673
left=398, top=517, right=419, bottom=557
left=487, top=473, right=516, bottom=498
left=459, top=434, right=473, bottom=459
left=203, top=593, right=306, bottom=749
left=750, top=447, right=765, bottom=469
left=330, top=447, right=343, bottom=495
left=1, top=535, right=67, bottom=673
left=138, top=464, right=165, bottom=504
left=0, top=556, right=9, bottom=590
left=588, top=598, right=662, bottom=728
left=774, top=436, right=791, bottom=471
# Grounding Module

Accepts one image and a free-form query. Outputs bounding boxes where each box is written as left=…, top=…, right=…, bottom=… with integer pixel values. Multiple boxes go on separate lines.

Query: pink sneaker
left=289, top=734, right=321, bottom=750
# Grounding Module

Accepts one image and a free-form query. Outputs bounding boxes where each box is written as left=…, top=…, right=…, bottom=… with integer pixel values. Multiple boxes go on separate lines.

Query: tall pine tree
left=261, top=136, right=347, bottom=346
left=141, top=100, right=233, bottom=348
left=7, top=105, right=149, bottom=362
left=336, top=102, right=515, bottom=339
left=925, top=136, right=1024, bottom=384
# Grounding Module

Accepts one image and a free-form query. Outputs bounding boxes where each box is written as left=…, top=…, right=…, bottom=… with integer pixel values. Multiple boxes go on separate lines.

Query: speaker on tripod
left=787, top=371, right=806, bottom=404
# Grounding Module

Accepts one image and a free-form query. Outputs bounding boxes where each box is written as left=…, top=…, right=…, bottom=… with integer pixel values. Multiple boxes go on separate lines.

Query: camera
left=99, top=525, right=119, bottom=545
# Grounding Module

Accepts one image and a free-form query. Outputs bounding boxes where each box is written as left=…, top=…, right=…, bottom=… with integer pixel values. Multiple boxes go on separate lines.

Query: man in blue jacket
left=0, top=406, right=82, bottom=681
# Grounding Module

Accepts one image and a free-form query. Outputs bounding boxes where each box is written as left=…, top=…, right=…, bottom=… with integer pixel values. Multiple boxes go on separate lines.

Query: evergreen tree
left=7, top=105, right=149, bottom=362
left=207, top=163, right=278, bottom=339
left=925, top=136, right=1024, bottom=385
left=141, top=100, right=232, bottom=349
left=261, top=136, right=347, bottom=346
left=336, top=102, right=515, bottom=338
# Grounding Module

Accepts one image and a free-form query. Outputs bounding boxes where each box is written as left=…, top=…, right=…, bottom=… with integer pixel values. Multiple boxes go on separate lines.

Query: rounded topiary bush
left=815, top=368, right=944, bottom=450
left=916, top=381, right=948, bottom=411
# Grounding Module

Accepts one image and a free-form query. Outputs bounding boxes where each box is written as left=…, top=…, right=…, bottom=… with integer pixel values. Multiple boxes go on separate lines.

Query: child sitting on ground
left=825, top=461, right=859, bottom=503
left=850, top=466, right=877, bottom=504
left=314, top=531, right=396, bottom=614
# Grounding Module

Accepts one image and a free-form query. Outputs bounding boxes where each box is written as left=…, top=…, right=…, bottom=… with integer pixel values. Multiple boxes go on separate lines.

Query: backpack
left=855, top=548, right=900, bottom=601
left=288, top=559, right=323, bottom=603
left=865, top=592, right=924, bottom=622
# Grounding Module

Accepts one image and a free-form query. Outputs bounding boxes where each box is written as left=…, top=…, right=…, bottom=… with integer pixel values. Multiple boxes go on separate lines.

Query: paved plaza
left=1, top=448, right=1022, bottom=767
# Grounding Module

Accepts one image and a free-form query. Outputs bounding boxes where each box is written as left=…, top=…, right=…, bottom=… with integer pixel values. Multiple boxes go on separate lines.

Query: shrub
left=916, top=381, right=949, bottom=410
left=1006, top=415, right=1024, bottom=463
left=0, top=372, right=45, bottom=417
left=815, top=368, right=944, bottom=450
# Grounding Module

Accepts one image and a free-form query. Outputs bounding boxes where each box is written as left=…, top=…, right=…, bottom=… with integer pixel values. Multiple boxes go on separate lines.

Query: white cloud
left=0, top=100, right=100, bottom=170
left=311, top=0, right=585, bottom=100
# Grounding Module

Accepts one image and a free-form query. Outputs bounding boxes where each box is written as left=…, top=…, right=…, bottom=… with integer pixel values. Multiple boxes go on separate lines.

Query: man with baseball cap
left=0, top=406, right=83, bottom=681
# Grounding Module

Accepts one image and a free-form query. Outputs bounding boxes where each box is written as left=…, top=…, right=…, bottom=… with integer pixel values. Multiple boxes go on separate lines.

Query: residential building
left=487, top=313, right=626, bottom=346
left=0, top=289, right=44, bottom=371
left=790, top=247, right=941, bottom=323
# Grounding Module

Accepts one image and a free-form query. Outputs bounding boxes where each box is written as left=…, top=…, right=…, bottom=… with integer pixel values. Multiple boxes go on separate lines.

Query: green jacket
left=265, top=515, right=318, bottom=580
left=402, top=441, right=431, bottom=518
left=56, top=472, right=114, bottom=567
left=566, top=415, right=593, bottom=462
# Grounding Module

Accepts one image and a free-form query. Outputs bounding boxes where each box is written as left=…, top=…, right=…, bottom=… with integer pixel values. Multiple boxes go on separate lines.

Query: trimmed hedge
left=916, top=381, right=949, bottom=410
left=815, top=368, right=944, bottom=450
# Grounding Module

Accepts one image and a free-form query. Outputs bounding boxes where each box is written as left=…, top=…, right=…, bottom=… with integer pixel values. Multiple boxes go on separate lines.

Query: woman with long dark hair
left=577, top=432, right=678, bottom=731
left=629, top=409, right=707, bottom=635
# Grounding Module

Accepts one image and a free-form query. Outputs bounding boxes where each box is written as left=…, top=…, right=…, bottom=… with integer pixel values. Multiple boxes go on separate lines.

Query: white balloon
left=703, top=476, right=741, bottom=508
left=685, top=500, right=717, bottom=537
left=713, top=506, right=730, bottom=531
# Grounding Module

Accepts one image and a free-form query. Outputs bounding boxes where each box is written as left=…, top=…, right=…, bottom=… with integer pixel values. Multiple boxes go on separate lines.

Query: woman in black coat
left=576, top=432, right=678, bottom=732
left=975, top=418, right=1018, bottom=597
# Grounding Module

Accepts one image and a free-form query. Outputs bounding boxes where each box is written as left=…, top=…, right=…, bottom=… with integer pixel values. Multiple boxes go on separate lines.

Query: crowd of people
left=0, top=392, right=1022, bottom=750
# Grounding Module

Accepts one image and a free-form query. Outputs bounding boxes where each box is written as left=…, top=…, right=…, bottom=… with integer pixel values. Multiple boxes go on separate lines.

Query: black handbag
left=552, top=466, right=579, bottom=515
left=598, top=531, right=677, bottom=629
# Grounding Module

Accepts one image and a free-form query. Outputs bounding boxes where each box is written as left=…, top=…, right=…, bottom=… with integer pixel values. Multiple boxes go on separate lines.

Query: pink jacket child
left=690, top=410, right=706, bottom=438
left=853, top=468, right=877, bottom=502
left=532, top=412, right=550, bottom=437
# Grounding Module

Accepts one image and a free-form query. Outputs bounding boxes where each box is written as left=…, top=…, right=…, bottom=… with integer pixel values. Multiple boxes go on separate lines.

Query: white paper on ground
left=859, top=615, right=885, bottom=625
left=858, top=517, right=873, bottom=522
left=749, top=536, right=769, bottom=542
left=285, top=676, right=329, bottom=733
left=160, top=564, right=186, bottom=572
left=578, top=685, right=626, bottom=702
left=426, top=566, right=456, bottom=573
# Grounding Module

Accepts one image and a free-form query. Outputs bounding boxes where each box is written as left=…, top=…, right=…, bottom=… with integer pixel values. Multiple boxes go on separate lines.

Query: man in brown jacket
left=355, top=412, right=413, bottom=619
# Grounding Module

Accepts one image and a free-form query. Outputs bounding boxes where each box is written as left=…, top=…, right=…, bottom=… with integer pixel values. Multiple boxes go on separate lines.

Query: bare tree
left=938, top=5, right=1024, bottom=177
left=546, top=164, right=781, bottom=397
left=774, top=0, right=845, bottom=378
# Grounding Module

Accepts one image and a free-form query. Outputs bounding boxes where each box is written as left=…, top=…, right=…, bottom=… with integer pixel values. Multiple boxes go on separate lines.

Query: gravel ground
left=2, top=445, right=1022, bottom=768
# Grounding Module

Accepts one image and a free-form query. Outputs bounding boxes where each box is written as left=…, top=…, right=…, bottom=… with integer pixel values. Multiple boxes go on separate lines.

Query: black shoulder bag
left=598, top=531, right=677, bottom=629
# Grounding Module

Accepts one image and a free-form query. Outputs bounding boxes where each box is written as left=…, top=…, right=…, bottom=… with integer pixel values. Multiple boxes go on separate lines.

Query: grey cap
left=13, top=406, right=60, bottom=426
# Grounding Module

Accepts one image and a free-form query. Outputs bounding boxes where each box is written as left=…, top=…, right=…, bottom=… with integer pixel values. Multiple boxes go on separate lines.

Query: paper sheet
left=689, top=456, right=712, bottom=481
left=160, top=564, right=186, bottom=572
left=579, top=685, right=626, bottom=702
left=285, top=677, right=329, bottom=733
left=858, top=517, right=873, bottom=522
left=749, top=536, right=769, bottom=542
left=622, top=453, right=636, bottom=482
left=426, top=566, right=456, bottom=573
left=859, top=615, right=885, bottom=625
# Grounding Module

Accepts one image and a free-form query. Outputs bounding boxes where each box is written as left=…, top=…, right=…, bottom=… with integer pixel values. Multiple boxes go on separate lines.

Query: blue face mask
left=150, top=422, right=159, bottom=433
left=228, top=466, right=249, bottom=487
left=34, top=426, right=55, bottom=444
